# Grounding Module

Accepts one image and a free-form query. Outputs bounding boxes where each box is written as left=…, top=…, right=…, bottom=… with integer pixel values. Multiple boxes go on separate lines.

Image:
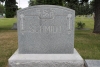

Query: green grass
left=75, top=16, right=100, bottom=59
left=75, top=30, right=100, bottom=59
left=0, top=16, right=100, bottom=67
left=0, top=18, right=17, bottom=30
left=75, top=16, right=94, bottom=29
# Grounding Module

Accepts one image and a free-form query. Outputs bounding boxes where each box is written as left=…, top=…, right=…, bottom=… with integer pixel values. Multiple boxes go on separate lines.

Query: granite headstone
left=85, top=60, right=100, bottom=67
left=17, top=5, right=75, bottom=54
left=9, top=5, right=84, bottom=67
left=12, top=23, right=17, bottom=30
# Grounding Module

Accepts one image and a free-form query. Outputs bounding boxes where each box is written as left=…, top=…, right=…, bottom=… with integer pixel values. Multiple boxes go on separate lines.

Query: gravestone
left=8, top=5, right=84, bottom=67
left=17, top=5, right=74, bottom=54
left=0, top=15, right=3, bottom=18
left=85, top=59, right=100, bottom=67
left=12, top=23, right=17, bottom=30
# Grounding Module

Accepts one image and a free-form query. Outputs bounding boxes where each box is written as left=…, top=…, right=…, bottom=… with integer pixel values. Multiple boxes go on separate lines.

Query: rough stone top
left=17, top=5, right=75, bottom=13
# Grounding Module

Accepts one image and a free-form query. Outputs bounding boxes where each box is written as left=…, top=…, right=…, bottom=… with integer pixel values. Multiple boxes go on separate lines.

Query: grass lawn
left=0, top=18, right=17, bottom=30
left=75, top=16, right=94, bottom=29
left=0, top=16, right=100, bottom=67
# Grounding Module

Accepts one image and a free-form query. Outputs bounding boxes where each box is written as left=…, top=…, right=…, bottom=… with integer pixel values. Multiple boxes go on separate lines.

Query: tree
left=5, top=0, right=18, bottom=18
left=29, top=0, right=35, bottom=6
left=90, top=0, right=94, bottom=12
left=0, top=4, right=4, bottom=15
left=62, top=0, right=92, bottom=15
left=79, top=3, right=93, bottom=15
left=0, top=0, right=4, bottom=5
left=0, top=0, right=4, bottom=2
left=0, top=0, right=18, bottom=18
left=34, top=0, right=64, bottom=6
left=33, top=0, right=92, bottom=15
left=93, top=0, right=100, bottom=33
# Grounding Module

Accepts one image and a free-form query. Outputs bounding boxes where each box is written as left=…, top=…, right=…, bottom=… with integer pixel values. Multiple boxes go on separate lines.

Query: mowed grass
left=75, top=16, right=100, bottom=58
left=75, top=30, right=100, bottom=59
left=0, top=18, right=18, bottom=67
left=0, top=18, right=17, bottom=30
left=0, top=16, right=100, bottom=67
left=0, top=30, right=18, bottom=67
left=75, top=16, right=94, bottom=29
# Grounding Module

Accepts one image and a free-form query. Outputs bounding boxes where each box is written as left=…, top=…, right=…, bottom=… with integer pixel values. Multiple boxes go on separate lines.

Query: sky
left=16, top=0, right=92, bottom=8
left=16, top=0, right=29, bottom=8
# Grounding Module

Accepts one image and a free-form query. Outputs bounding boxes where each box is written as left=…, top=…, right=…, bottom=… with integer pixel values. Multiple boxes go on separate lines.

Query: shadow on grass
left=0, top=28, right=11, bottom=30
left=0, top=27, right=17, bottom=30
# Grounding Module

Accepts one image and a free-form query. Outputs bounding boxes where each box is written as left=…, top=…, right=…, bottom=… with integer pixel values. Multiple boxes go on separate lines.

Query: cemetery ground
left=0, top=16, right=100, bottom=67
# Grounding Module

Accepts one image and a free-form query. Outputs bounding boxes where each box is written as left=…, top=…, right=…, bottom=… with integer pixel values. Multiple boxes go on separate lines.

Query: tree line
left=29, top=0, right=94, bottom=16
left=0, top=0, right=94, bottom=17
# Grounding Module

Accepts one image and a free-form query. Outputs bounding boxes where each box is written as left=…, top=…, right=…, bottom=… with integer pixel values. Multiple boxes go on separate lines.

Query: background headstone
left=85, top=60, right=100, bottom=67
left=17, top=5, right=75, bottom=54
left=0, top=15, right=4, bottom=18
left=12, top=23, right=17, bottom=30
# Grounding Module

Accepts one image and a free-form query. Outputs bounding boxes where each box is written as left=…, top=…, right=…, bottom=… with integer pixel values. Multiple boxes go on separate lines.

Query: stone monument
left=12, top=23, right=17, bottom=30
left=85, top=59, right=100, bottom=67
left=8, top=5, right=84, bottom=67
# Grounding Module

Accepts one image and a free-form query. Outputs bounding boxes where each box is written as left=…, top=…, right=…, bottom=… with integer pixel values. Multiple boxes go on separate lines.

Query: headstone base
left=8, top=48, right=84, bottom=67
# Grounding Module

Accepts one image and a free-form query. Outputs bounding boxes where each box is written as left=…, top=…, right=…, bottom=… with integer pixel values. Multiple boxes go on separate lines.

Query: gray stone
left=8, top=48, right=84, bottom=67
left=8, top=5, right=84, bottom=67
left=12, top=23, right=17, bottom=30
left=17, top=5, right=75, bottom=54
left=0, top=15, right=4, bottom=18
left=85, top=59, right=100, bottom=67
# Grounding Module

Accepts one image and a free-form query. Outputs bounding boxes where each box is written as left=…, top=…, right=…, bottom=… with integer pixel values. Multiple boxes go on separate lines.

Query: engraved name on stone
left=17, top=6, right=75, bottom=54
left=19, top=10, right=72, bottom=34
left=28, top=26, right=61, bottom=33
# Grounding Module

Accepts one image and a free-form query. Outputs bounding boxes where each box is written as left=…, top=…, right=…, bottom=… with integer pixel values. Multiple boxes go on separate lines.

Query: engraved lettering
left=44, top=26, right=51, bottom=33
left=27, top=26, right=62, bottom=33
